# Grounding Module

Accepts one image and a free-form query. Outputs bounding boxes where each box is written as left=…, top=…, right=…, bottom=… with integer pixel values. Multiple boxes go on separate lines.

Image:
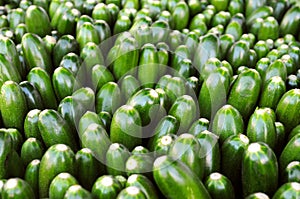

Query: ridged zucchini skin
left=21, top=33, right=52, bottom=74
left=212, top=104, right=244, bottom=144
left=273, top=182, right=300, bottom=199
left=228, top=69, right=262, bottom=121
left=19, top=81, right=44, bottom=110
left=75, top=148, right=104, bottom=191
left=27, top=67, right=58, bottom=109
left=258, top=76, right=286, bottom=110
left=126, top=174, right=159, bottom=199
left=280, top=133, right=300, bottom=174
left=282, top=161, right=300, bottom=183
left=38, top=144, right=76, bottom=198
left=25, top=5, right=51, bottom=37
left=92, top=175, right=123, bottom=199
left=24, top=159, right=40, bottom=199
left=196, top=130, right=220, bottom=179
left=49, top=172, right=78, bottom=199
left=2, top=178, right=35, bottom=199
left=0, top=80, right=28, bottom=132
left=63, top=185, right=93, bottom=199
left=242, top=142, right=278, bottom=197
left=276, top=89, right=300, bottom=133
left=20, top=138, right=44, bottom=166
left=116, top=186, right=147, bottom=199
left=38, top=109, right=78, bottom=151
left=106, top=143, right=130, bottom=176
left=246, top=108, right=276, bottom=150
left=153, top=155, right=211, bottom=199
left=110, top=105, right=142, bottom=151
left=168, top=133, right=204, bottom=179
left=204, top=172, right=235, bottom=199
left=148, top=115, right=179, bottom=151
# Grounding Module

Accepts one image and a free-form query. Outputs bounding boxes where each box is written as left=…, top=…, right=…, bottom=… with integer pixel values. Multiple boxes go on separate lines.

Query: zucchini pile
left=0, top=0, right=300, bottom=198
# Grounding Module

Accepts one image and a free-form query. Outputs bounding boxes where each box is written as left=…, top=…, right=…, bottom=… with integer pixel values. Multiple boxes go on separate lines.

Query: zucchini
left=106, top=143, right=130, bottom=176
left=38, top=109, right=78, bottom=151
left=126, top=174, right=158, bottom=199
left=228, top=69, right=262, bottom=121
left=2, top=178, right=35, bottom=199
left=116, top=186, right=147, bottom=199
left=197, top=130, right=220, bottom=179
left=20, top=138, right=44, bottom=166
left=273, top=182, right=300, bottom=199
left=27, top=67, right=58, bottom=109
left=221, top=134, right=250, bottom=197
left=282, top=161, right=300, bottom=183
left=24, top=159, right=40, bottom=199
left=22, top=33, right=52, bottom=74
left=75, top=148, right=104, bottom=190
left=19, top=81, right=44, bottom=110
left=168, top=133, right=204, bottom=179
left=81, top=123, right=110, bottom=164
left=276, top=89, right=300, bottom=132
left=92, top=175, right=123, bottom=199
left=0, top=80, right=27, bottom=132
left=246, top=108, right=276, bottom=150
left=204, top=172, right=235, bottom=199
left=242, top=142, right=278, bottom=197
left=49, top=172, right=78, bottom=199
left=25, top=5, right=51, bottom=37
left=212, top=104, right=244, bottom=143
left=39, top=144, right=76, bottom=198
left=110, top=105, right=142, bottom=151
left=64, top=185, right=92, bottom=199
left=153, top=155, right=211, bottom=199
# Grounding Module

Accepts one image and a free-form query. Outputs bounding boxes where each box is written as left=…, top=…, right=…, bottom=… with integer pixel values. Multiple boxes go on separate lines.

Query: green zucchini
left=20, top=137, right=44, bottom=166
left=153, top=155, right=211, bottom=199
left=49, top=172, right=78, bottom=199
left=64, top=185, right=92, bottom=199
left=39, top=144, right=76, bottom=198
left=110, top=105, right=142, bottom=151
left=2, top=178, right=35, bottom=199
left=106, top=143, right=130, bottom=176
left=204, top=172, right=235, bottom=199
left=242, top=142, right=278, bottom=197
left=24, top=159, right=40, bottom=199
left=75, top=148, right=104, bottom=190
left=0, top=80, right=27, bottom=132
left=92, top=175, right=123, bottom=199
left=276, top=89, right=300, bottom=132
left=169, top=133, right=203, bottom=179
left=246, top=108, right=276, bottom=150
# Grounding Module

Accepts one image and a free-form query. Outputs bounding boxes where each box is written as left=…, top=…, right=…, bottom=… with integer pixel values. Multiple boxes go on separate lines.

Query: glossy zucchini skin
left=204, top=172, right=235, bottom=199
left=228, top=69, right=262, bottom=121
left=2, top=178, right=35, bottom=199
left=153, top=155, right=211, bottom=199
left=49, top=172, right=78, bottom=199
left=92, top=175, right=123, bottom=199
left=242, top=142, right=278, bottom=197
left=39, top=144, right=76, bottom=198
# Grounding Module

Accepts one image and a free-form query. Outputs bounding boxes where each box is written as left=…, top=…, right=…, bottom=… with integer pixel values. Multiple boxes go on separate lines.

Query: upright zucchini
left=153, top=155, right=211, bottom=199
